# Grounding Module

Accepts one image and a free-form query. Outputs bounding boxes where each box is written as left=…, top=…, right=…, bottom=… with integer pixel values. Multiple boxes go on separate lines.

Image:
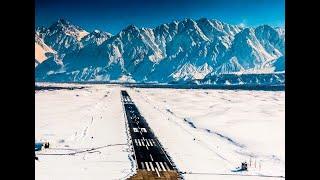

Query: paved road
left=121, top=90, right=176, bottom=177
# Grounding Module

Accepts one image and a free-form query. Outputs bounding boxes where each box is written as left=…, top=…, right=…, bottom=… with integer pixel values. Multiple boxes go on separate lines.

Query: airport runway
left=121, top=90, right=178, bottom=178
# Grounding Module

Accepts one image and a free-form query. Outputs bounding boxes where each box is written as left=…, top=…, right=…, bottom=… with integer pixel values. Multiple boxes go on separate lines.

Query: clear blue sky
left=35, top=0, right=285, bottom=34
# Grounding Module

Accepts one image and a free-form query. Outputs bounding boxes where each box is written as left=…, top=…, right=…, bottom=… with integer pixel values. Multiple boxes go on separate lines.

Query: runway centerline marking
left=150, top=154, right=154, bottom=161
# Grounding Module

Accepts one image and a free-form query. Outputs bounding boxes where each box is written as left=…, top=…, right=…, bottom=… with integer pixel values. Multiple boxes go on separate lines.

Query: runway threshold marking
left=164, top=162, right=170, bottom=170
left=145, top=139, right=150, bottom=146
left=160, top=162, right=167, bottom=171
left=148, top=139, right=153, bottom=146
left=155, top=162, right=162, bottom=171
left=155, top=167, right=161, bottom=177
left=149, top=162, right=155, bottom=171
left=145, top=162, right=150, bottom=171
left=141, top=162, right=145, bottom=169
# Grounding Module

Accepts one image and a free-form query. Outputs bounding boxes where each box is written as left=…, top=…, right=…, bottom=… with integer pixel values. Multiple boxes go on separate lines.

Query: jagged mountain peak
left=46, top=19, right=89, bottom=41
left=178, top=18, right=198, bottom=29
left=50, top=18, right=82, bottom=29
left=197, top=17, right=210, bottom=22
left=238, top=27, right=255, bottom=35
left=118, top=24, right=142, bottom=39
left=196, top=18, right=218, bottom=27
left=35, top=18, right=285, bottom=83
left=181, top=18, right=196, bottom=23
left=89, top=29, right=112, bottom=37
left=93, top=29, right=101, bottom=33
left=81, top=30, right=112, bottom=46
left=57, top=18, right=71, bottom=25
left=275, top=26, right=285, bottom=33
left=255, top=24, right=274, bottom=29
left=36, top=26, right=46, bottom=33
left=173, top=18, right=210, bottom=42
left=232, top=27, right=258, bottom=44
left=35, top=18, right=91, bottom=57
left=123, top=24, right=139, bottom=32
left=255, top=24, right=279, bottom=37
left=228, top=26, right=283, bottom=70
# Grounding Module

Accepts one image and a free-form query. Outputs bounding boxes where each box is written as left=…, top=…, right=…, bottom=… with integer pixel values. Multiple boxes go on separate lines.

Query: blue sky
left=35, top=0, right=285, bottom=34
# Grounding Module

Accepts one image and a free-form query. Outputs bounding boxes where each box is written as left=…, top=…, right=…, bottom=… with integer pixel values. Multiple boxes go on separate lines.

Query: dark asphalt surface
left=121, top=90, right=174, bottom=176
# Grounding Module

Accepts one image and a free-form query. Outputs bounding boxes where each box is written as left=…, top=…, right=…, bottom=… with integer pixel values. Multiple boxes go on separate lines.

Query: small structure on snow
left=35, top=141, right=50, bottom=151
left=231, top=162, right=248, bottom=172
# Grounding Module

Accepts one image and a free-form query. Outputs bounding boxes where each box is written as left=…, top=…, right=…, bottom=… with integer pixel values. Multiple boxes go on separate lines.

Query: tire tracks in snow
left=131, top=89, right=234, bottom=166
left=36, top=144, right=127, bottom=156
left=72, top=90, right=111, bottom=142
left=132, top=89, right=285, bottom=178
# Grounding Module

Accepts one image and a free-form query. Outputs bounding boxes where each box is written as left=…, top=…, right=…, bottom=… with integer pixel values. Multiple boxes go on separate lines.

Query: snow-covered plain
left=128, top=88, right=285, bottom=179
left=35, top=84, right=134, bottom=180
left=35, top=84, right=284, bottom=179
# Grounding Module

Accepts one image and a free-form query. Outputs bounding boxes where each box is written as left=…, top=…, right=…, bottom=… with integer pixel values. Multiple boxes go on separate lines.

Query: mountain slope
left=36, top=19, right=89, bottom=57
left=35, top=18, right=285, bottom=84
left=35, top=33, right=56, bottom=66
left=35, top=20, right=113, bottom=67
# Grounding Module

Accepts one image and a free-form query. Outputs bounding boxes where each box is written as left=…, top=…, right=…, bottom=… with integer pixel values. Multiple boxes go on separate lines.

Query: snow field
left=35, top=84, right=284, bottom=179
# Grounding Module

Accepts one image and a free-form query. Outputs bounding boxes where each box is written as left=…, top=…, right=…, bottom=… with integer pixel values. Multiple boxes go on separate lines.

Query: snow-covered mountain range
left=35, top=18, right=285, bottom=84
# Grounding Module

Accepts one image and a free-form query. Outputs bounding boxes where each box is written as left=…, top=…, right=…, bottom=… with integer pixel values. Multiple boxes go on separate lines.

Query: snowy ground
left=35, top=84, right=284, bottom=179
left=128, top=88, right=285, bottom=179
left=35, top=84, right=134, bottom=180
